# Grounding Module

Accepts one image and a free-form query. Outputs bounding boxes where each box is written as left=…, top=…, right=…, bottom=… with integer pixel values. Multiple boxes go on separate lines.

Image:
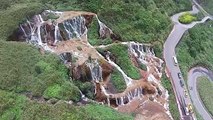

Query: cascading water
left=62, top=16, right=86, bottom=40
left=18, top=10, right=170, bottom=116
left=128, top=42, right=155, bottom=65
left=20, top=14, right=53, bottom=51
left=113, top=87, right=144, bottom=106
left=19, top=11, right=88, bottom=51
left=129, top=41, right=164, bottom=79
left=54, top=23, right=59, bottom=44
left=105, top=51, right=132, bottom=86
left=44, top=10, right=63, bottom=16
left=59, top=52, right=72, bottom=63
left=95, top=15, right=113, bottom=39
left=86, top=59, right=103, bottom=82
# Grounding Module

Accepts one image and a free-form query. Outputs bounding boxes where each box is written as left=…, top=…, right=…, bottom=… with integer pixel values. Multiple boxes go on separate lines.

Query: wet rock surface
left=15, top=10, right=172, bottom=120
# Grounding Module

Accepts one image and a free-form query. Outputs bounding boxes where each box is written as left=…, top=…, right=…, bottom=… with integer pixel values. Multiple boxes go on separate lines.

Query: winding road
left=188, top=67, right=213, bottom=120
left=163, top=1, right=212, bottom=120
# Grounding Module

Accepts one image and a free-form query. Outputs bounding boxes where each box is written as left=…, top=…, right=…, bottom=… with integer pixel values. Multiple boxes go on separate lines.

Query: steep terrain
left=0, top=0, right=193, bottom=120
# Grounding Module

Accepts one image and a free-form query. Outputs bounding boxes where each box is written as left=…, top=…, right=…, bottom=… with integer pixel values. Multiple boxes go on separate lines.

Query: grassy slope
left=0, top=3, right=45, bottom=40
left=0, top=1, right=134, bottom=119
left=177, top=21, right=213, bottom=79
left=0, top=0, right=192, bottom=119
left=0, top=41, right=81, bottom=101
left=111, top=69, right=127, bottom=92
left=0, top=90, right=133, bottom=120
left=97, top=44, right=141, bottom=80
left=177, top=21, right=213, bottom=119
left=85, top=0, right=191, bottom=56
left=197, top=76, right=213, bottom=116
left=0, top=0, right=192, bottom=44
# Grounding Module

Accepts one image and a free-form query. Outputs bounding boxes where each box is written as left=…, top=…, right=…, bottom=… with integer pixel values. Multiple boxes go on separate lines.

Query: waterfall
left=127, top=94, right=131, bottom=102
left=115, top=98, right=118, bottom=105
left=100, top=85, right=109, bottom=96
left=38, top=15, right=44, bottom=23
left=120, top=96, right=124, bottom=105
left=20, top=11, right=88, bottom=52
left=113, top=87, right=144, bottom=106
left=37, top=24, right=43, bottom=46
left=107, top=97, right=110, bottom=106
left=19, top=14, right=53, bottom=51
left=79, top=90, right=86, bottom=99
left=27, top=20, right=33, bottom=33
left=127, top=87, right=143, bottom=102
left=105, top=52, right=132, bottom=86
left=86, top=59, right=103, bottom=82
left=63, top=16, right=86, bottom=40
left=59, top=52, right=72, bottom=63
left=128, top=42, right=155, bottom=65
left=54, top=23, right=59, bottom=44
left=95, top=15, right=113, bottom=38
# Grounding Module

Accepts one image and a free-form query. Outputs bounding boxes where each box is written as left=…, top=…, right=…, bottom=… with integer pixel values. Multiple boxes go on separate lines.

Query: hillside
left=177, top=21, right=213, bottom=78
left=198, top=0, right=213, bottom=15
left=0, top=0, right=192, bottom=119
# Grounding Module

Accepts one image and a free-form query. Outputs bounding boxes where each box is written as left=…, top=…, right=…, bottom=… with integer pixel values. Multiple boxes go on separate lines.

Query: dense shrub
left=0, top=90, right=133, bottom=120
left=72, top=80, right=95, bottom=99
left=111, top=69, right=127, bottom=92
left=177, top=21, right=213, bottom=80
left=179, top=12, right=197, bottom=24
left=0, top=41, right=81, bottom=101
left=199, top=0, right=213, bottom=15
left=78, top=0, right=191, bottom=45
left=177, top=20, right=213, bottom=120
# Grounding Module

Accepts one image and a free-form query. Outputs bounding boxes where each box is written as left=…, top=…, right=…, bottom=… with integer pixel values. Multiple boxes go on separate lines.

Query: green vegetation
left=97, top=44, right=141, bottom=79
left=199, top=0, right=213, bottom=15
left=111, top=69, right=127, bottom=92
left=0, top=43, right=129, bottom=118
left=179, top=12, right=197, bottom=24
left=43, top=13, right=59, bottom=21
left=43, top=82, right=80, bottom=101
left=72, top=80, right=95, bottom=99
left=0, top=0, right=192, bottom=43
left=0, top=90, right=133, bottom=120
left=0, top=0, right=193, bottom=119
left=176, top=20, right=213, bottom=120
left=139, top=63, right=147, bottom=71
left=197, top=76, right=213, bottom=116
left=107, top=44, right=141, bottom=79
left=87, top=18, right=114, bottom=46
left=0, top=41, right=81, bottom=101
left=177, top=21, right=213, bottom=80
left=0, top=3, right=45, bottom=40
left=195, top=12, right=205, bottom=21
left=81, top=0, right=191, bottom=45
left=82, top=104, right=133, bottom=120
left=0, top=0, right=192, bottom=59
left=161, top=73, right=180, bottom=120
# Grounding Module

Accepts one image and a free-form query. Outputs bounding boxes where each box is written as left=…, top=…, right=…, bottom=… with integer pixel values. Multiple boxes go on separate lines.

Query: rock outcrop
left=14, top=10, right=172, bottom=120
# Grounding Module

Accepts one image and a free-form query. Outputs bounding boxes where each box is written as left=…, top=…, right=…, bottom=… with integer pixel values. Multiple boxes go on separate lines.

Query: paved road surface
left=163, top=3, right=212, bottom=120
left=188, top=67, right=213, bottom=120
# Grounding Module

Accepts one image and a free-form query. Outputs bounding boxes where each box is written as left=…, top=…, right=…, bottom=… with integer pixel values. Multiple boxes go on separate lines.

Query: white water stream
left=106, top=53, right=132, bottom=86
